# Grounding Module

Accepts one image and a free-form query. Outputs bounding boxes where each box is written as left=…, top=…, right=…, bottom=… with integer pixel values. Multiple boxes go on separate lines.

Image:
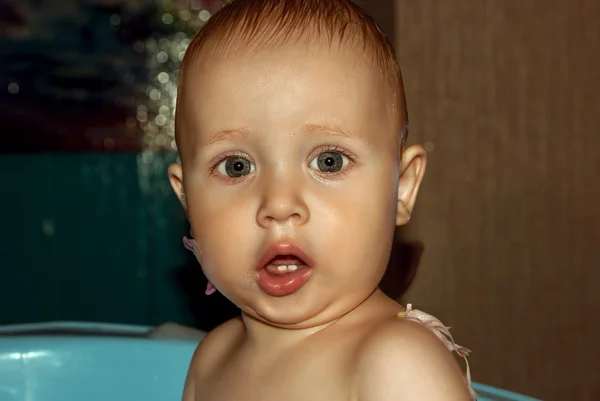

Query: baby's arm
left=182, top=343, right=203, bottom=401
left=179, top=318, right=244, bottom=401
left=354, top=320, right=472, bottom=401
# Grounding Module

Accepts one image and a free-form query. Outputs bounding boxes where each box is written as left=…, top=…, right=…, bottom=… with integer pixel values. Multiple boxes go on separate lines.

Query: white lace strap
left=398, top=304, right=477, bottom=400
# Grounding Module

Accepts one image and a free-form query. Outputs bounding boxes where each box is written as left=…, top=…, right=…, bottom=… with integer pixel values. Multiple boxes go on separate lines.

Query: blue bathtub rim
left=0, top=321, right=151, bottom=336
left=471, top=383, right=541, bottom=401
left=0, top=322, right=542, bottom=401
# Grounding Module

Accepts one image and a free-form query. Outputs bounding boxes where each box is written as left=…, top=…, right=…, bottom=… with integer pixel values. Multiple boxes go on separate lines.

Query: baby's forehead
left=176, top=53, right=400, bottom=164
left=183, top=44, right=391, bottom=116
left=184, top=28, right=381, bottom=82
left=182, top=27, right=398, bottom=109
left=181, top=48, right=399, bottom=146
left=187, top=39, right=381, bottom=87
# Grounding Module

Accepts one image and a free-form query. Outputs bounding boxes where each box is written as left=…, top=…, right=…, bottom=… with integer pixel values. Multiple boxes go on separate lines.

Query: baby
left=167, top=0, right=476, bottom=399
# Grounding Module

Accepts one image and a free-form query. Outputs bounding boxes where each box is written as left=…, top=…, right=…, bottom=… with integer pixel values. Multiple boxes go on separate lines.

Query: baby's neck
left=239, top=289, right=389, bottom=351
left=240, top=312, right=340, bottom=351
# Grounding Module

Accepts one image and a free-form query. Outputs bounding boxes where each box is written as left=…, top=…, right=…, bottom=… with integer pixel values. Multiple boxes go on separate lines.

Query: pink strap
left=183, top=237, right=218, bottom=296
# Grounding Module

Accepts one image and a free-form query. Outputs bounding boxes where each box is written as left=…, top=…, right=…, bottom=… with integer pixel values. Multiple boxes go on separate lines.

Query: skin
left=168, top=41, right=471, bottom=401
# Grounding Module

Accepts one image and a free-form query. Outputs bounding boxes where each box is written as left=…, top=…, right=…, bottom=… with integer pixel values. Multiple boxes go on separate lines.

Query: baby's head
left=169, top=0, right=426, bottom=328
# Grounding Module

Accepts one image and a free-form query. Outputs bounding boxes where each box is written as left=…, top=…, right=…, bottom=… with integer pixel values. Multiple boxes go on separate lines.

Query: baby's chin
left=238, top=288, right=369, bottom=329
left=248, top=308, right=340, bottom=330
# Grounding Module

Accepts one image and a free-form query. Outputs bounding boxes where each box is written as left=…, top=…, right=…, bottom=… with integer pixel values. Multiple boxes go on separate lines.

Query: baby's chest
left=196, top=354, right=354, bottom=401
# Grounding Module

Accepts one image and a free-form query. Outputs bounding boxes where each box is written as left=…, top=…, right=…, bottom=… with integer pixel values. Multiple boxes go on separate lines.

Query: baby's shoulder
left=186, top=317, right=244, bottom=377
left=182, top=318, right=244, bottom=401
left=353, top=310, right=450, bottom=367
left=350, top=308, right=473, bottom=400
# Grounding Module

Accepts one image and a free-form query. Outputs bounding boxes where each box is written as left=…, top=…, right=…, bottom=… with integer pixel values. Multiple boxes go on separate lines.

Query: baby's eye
left=309, top=151, right=350, bottom=173
left=216, top=157, right=255, bottom=178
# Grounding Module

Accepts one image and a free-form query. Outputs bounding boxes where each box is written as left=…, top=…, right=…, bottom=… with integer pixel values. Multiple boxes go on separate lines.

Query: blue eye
left=309, top=152, right=350, bottom=173
left=217, top=157, right=256, bottom=177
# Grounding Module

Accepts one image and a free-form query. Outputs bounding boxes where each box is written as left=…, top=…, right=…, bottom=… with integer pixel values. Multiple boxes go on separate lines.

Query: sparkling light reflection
left=135, top=1, right=211, bottom=151
left=135, top=1, right=214, bottom=192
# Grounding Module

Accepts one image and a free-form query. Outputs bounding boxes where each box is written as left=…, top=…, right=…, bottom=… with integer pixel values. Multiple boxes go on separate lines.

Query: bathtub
left=0, top=322, right=540, bottom=401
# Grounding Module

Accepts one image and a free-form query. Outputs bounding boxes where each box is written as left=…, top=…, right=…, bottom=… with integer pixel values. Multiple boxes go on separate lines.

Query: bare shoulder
left=188, top=317, right=244, bottom=375
left=353, top=316, right=472, bottom=401
left=182, top=317, right=244, bottom=400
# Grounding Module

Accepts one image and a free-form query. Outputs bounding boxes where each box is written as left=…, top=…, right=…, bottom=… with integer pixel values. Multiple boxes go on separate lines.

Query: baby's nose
left=256, top=178, right=309, bottom=228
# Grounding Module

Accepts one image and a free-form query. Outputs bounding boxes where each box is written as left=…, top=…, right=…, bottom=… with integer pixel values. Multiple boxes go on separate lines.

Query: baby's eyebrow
left=200, top=123, right=366, bottom=148
left=303, top=123, right=367, bottom=144
left=201, top=127, right=255, bottom=148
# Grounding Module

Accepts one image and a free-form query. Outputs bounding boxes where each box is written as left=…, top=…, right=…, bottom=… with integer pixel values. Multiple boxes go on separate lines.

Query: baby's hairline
left=182, top=24, right=406, bottom=102
left=174, top=0, right=409, bottom=155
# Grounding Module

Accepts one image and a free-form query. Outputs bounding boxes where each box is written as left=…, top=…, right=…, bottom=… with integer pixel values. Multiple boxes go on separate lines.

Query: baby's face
left=172, top=43, right=416, bottom=328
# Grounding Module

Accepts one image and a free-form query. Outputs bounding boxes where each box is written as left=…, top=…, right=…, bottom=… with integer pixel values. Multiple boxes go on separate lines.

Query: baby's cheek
left=343, top=178, right=397, bottom=244
left=349, top=179, right=397, bottom=222
left=193, top=209, right=256, bottom=269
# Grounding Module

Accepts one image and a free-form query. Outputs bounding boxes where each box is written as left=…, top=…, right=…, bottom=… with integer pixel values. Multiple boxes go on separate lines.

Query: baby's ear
left=396, top=145, right=427, bottom=226
left=168, top=163, right=186, bottom=210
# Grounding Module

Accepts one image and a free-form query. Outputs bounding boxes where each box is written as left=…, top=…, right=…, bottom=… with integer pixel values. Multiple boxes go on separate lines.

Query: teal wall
left=0, top=152, right=227, bottom=328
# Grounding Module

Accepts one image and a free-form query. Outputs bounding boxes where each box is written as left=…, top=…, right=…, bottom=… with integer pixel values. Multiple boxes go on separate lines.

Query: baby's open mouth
left=264, top=255, right=308, bottom=275
left=255, top=243, right=314, bottom=296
